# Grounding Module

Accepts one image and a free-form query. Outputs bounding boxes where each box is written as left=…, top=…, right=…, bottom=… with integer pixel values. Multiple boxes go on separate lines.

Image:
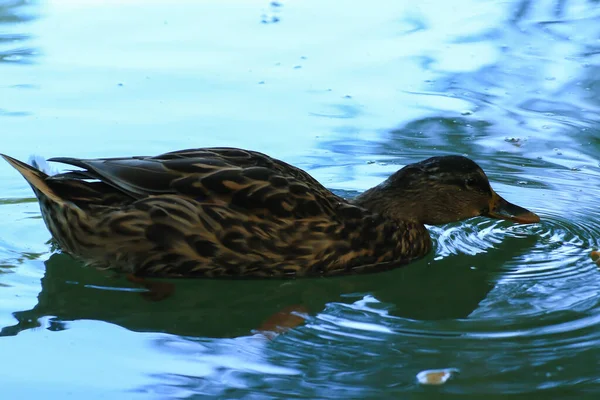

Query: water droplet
left=518, top=181, right=528, bottom=185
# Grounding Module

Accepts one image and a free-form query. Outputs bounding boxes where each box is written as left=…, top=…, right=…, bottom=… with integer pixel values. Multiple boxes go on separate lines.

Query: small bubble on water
left=261, top=14, right=280, bottom=23
left=518, top=181, right=528, bottom=185
left=258, top=81, right=265, bottom=84
left=293, top=65, right=302, bottom=69
left=542, top=125, right=551, bottom=129
left=544, top=112, right=555, bottom=117
left=344, top=95, right=352, bottom=99
left=571, top=167, right=581, bottom=171
left=117, top=83, right=124, bottom=87
left=366, top=161, right=375, bottom=164
left=460, top=110, right=473, bottom=116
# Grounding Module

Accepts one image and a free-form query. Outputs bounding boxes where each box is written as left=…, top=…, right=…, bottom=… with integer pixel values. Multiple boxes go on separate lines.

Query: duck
left=1, top=147, right=539, bottom=278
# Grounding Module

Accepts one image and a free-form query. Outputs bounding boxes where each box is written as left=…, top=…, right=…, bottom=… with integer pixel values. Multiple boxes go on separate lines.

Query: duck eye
left=465, top=177, right=477, bottom=188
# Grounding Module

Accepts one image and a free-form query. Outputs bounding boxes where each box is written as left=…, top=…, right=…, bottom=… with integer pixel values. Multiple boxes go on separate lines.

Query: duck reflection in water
left=1, top=228, right=538, bottom=339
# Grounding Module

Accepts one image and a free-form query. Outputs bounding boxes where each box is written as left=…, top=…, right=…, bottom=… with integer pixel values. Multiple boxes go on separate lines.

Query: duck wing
left=48, top=147, right=345, bottom=219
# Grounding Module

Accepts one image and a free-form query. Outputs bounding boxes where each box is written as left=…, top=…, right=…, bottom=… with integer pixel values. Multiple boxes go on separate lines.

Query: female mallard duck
left=2, top=148, right=539, bottom=278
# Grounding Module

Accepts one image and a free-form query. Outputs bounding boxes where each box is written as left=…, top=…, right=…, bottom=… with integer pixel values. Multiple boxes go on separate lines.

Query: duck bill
left=485, top=191, right=540, bottom=224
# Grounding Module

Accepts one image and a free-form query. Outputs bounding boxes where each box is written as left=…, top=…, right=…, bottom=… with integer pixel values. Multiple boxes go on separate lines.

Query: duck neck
left=353, top=184, right=424, bottom=225
left=349, top=190, right=433, bottom=265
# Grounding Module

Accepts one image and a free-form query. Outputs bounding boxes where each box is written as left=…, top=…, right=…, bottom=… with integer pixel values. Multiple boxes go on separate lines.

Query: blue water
left=1, top=0, right=600, bottom=398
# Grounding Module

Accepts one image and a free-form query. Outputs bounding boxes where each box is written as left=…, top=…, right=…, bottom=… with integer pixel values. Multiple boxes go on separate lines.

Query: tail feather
left=1, top=154, right=63, bottom=203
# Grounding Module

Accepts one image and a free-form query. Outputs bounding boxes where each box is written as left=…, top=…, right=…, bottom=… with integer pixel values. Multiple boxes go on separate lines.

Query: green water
left=1, top=0, right=600, bottom=398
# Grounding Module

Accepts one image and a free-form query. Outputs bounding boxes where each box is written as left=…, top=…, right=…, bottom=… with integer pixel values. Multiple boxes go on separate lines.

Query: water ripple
left=274, top=293, right=600, bottom=395
left=430, top=204, right=600, bottom=285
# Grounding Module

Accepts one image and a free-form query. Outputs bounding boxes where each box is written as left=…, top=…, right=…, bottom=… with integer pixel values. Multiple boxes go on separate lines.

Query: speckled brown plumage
left=1, top=147, right=539, bottom=278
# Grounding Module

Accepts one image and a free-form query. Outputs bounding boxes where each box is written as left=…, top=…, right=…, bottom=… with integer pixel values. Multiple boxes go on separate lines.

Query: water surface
left=1, top=0, right=600, bottom=398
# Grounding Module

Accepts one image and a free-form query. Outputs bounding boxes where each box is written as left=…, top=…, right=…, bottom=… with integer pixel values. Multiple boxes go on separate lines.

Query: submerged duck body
left=1, top=148, right=539, bottom=278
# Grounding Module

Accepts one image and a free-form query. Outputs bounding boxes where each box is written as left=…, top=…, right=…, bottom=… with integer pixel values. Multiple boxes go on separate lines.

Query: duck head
left=354, top=155, right=540, bottom=225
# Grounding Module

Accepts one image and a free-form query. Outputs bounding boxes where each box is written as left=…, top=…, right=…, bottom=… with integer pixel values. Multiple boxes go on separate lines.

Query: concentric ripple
left=430, top=204, right=600, bottom=283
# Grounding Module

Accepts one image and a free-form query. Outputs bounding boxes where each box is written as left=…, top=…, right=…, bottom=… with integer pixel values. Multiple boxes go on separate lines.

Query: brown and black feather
left=1, top=148, right=432, bottom=278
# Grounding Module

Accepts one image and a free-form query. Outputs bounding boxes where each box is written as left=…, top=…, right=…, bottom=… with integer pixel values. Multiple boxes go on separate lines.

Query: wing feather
left=48, top=147, right=344, bottom=218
